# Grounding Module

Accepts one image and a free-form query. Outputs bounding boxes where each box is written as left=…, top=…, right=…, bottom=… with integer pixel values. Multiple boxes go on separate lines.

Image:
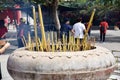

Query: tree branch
left=52, top=0, right=59, bottom=9
left=46, top=0, right=52, bottom=4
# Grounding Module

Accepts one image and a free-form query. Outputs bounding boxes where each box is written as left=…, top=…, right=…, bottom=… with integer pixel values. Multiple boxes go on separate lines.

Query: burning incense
left=28, top=32, right=32, bottom=51
left=51, top=31, right=55, bottom=52
left=62, top=34, right=66, bottom=52
left=25, top=6, right=96, bottom=52
left=32, top=6, right=39, bottom=51
left=82, top=9, right=96, bottom=50
left=22, top=36, right=27, bottom=47
left=47, top=32, right=51, bottom=51
left=52, top=42, right=55, bottom=52
left=86, top=9, right=96, bottom=34
left=38, top=5, right=47, bottom=50
left=38, top=38, right=43, bottom=51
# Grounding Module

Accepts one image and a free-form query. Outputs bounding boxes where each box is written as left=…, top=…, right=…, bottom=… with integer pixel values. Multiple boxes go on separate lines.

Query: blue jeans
left=17, top=38, right=24, bottom=48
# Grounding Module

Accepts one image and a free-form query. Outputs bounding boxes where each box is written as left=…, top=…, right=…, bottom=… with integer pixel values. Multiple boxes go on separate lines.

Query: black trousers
left=100, top=32, right=106, bottom=42
left=75, top=38, right=83, bottom=44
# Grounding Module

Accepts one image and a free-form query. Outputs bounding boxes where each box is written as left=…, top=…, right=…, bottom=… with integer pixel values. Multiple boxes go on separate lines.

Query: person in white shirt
left=72, top=17, right=86, bottom=43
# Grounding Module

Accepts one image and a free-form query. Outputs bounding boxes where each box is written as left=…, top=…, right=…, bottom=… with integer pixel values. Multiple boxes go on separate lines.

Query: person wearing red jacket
left=0, top=20, right=8, bottom=39
left=0, top=27, right=8, bottom=39
left=99, top=19, right=109, bottom=42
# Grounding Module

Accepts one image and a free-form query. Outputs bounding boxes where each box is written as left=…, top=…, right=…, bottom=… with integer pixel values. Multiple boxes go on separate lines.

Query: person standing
left=17, top=18, right=31, bottom=48
left=99, top=18, right=109, bottom=42
left=0, top=20, right=8, bottom=39
left=60, top=18, right=72, bottom=42
left=72, top=17, right=86, bottom=43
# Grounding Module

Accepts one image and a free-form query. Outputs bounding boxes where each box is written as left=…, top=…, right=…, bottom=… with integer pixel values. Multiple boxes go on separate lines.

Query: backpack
left=100, top=26, right=105, bottom=32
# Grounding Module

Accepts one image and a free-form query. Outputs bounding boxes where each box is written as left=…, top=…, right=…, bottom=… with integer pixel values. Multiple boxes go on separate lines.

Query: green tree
left=33, top=0, right=61, bottom=38
left=1, top=0, right=120, bottom=29
left=29, top=0, right=64, bottom=38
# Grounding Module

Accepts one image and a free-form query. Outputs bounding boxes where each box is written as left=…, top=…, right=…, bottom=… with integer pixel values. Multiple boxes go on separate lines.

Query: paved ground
left=0, top=26, right=120, bottom=80
left=91, top=30, right=120, bottom=51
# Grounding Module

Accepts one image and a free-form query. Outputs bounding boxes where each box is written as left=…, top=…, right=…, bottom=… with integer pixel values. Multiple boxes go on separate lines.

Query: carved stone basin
left=7, top=46, right=116, bottom=80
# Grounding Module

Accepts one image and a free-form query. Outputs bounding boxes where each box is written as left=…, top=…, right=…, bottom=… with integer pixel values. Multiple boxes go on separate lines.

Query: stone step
left=114, top=70, right=120, bottom=74
left=112, top=72, right=120, bottom=77
left=108, top=55, right=120, bottom=80
left=109, top=74, right=120, bottom=80
left=108, top=61, right=120, bottom=80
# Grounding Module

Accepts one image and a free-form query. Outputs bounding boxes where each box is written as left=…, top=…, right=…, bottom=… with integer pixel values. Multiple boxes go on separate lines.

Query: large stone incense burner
left=7, top=46, right=116, bottom=80
left=7, top=6, right=116, bottom=80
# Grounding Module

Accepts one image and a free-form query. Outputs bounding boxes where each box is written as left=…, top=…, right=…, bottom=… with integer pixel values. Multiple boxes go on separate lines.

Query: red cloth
left=0, top=27, right=8, bottom=38
left=100, top=21, right=109, bottom=33
left=14, top=4, right=21, bottom=25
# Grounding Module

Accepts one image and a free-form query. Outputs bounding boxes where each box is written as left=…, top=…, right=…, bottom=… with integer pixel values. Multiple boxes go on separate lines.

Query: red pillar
left=14, top=4, right=21, bottom=25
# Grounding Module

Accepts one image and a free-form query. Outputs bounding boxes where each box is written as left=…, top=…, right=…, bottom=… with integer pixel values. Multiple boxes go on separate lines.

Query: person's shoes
left=99, top=40, right=102, bottom=43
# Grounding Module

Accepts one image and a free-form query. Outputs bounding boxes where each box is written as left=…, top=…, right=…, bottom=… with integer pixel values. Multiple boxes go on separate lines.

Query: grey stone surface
left=7, top=46, right=115, bottom=80
left=91, top=30, right=120, bottom=51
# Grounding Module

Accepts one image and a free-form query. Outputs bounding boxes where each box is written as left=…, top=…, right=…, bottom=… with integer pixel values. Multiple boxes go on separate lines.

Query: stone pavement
left=92, top=30, right=120, bottom=51
left=0, top=27, right=120, bottom=80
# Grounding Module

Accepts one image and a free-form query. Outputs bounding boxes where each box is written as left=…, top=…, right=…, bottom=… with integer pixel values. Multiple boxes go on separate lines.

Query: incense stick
left=32, top=6, right=39, bottom=51
left=38, top=5, right=47, bottom=50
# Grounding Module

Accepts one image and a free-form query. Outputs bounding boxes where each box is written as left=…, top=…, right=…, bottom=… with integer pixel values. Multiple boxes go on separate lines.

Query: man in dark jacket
left=60, top=18, right=72, bottom=42
left=17, top=18, right=31, bottom=48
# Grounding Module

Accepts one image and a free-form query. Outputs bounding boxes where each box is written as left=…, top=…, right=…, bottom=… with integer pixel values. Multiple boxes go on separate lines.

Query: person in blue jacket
left=17, top=18, right=31, bottom=48
left=60, top=18, right=72, bottom=42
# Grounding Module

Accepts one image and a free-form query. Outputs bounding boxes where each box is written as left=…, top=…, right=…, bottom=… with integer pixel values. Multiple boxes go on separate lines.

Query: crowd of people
left=60, top=17, right=109, bottom=43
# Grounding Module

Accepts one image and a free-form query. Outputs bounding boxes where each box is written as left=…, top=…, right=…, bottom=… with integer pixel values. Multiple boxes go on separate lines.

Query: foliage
left=0, top=0, right=120, bottom=25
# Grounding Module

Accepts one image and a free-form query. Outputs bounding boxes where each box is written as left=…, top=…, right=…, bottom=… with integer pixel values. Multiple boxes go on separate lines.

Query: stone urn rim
left=7, top=45, right=116, bottom=80
left=13, top=45, right=108, bottom=54
left=8, top=45, right=116, bottom=73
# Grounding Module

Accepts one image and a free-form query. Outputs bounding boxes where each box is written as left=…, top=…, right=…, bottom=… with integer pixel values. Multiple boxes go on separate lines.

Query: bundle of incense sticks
left=25, top=5, right=96, bottom=52
left=82, top=9, right=96, bottom=50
